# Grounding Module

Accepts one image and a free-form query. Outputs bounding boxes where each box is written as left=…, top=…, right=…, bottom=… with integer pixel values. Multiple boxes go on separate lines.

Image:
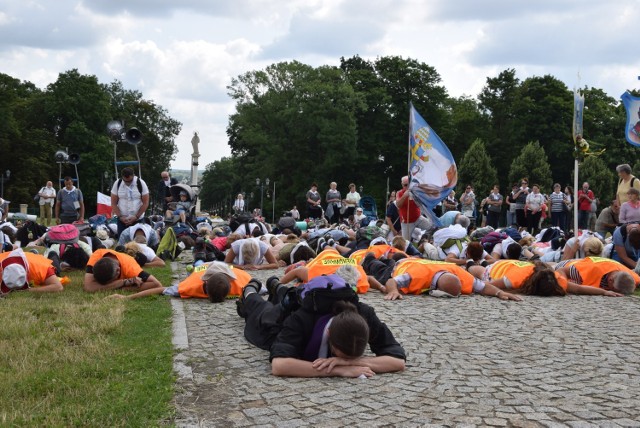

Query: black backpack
left=230, top=212, right=256, bottom=235
left=277, top=216, right=301, bottom=236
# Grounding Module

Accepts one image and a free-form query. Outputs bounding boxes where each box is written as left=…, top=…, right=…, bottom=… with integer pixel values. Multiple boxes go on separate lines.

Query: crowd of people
left=1, top=165, right=640, bottom=379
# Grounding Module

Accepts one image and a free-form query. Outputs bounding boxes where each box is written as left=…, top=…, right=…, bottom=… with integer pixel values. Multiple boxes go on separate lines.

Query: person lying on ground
left=554, top=256, right=638, bottom=295
left=224, top=238, right=285, bottom=270
left=0, top=248, right=64, bottom=294
left=83, top=248, right=163, bottom=292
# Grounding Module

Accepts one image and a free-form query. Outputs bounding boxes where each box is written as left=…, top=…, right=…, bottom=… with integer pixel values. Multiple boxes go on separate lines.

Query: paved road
left=171, top=254, right=640, bottom=427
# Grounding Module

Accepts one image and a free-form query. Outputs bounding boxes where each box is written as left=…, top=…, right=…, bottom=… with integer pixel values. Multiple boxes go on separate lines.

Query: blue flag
left=573, top=88, right=584, bottom=144
left=621, top=91, right=640, bottom=147
left=408, top=103, right=458, bottom=227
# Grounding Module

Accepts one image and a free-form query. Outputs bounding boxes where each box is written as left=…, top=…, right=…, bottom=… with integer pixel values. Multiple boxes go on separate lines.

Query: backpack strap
left=117, top=177, right=144, bottom=195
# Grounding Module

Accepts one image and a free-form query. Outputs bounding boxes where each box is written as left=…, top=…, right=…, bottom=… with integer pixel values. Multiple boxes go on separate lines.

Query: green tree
left=508, top=141, right=553, bottom=192
left=457, top=139, right=498, bottom=197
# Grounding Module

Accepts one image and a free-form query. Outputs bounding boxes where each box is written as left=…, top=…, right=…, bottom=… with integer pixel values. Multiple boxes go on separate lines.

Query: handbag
left=33, top=188, right=43, bottom=203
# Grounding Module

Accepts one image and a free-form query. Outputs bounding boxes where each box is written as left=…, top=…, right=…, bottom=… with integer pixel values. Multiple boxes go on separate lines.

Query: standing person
left=38, top=181, right=56, bottom=226
left=564, top=185, right=574, bottom=232
left=513, top=178, right=529, bottom=229
left=442, top=190, right=457, bottom=214
left=619, top=188, right=640, bottom=224
left=343, top=183, right=361, bottom=219
left=548, top=183, right=569, bottom=232
left=616, top=164, right=640, bottom=205
left=111, top=167, right=150, bottom=237
left=0, top=198, right=8, bottom=222
left=290, top=205, right=300, bottom=221
left=505, top=184, right=519, bottom=227
left=306, top=183, right=322, bottom=219
left=484, top=185, right=503, bottom=229
left=156, top=171, right=177, bottom=214
left=396, top=176, right=421, bottom=241
left=385, top=195, right=401, bottom=240
left=595, top=200, right=620, bottom=238
left=525, top=184, right=545, bottom=235
left=325, top=182, right=342, bottom=224
left=459, top=185, right=476, bottom=219
left=55, top=177, right=84, bottom=225
left=577, top=182, right=595, bottom=231
left=233, top=193, right=245, bottom=213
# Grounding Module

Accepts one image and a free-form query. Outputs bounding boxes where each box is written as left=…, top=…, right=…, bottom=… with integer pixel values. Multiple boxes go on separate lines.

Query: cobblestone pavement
left=171, top=253, right=640, bottom=427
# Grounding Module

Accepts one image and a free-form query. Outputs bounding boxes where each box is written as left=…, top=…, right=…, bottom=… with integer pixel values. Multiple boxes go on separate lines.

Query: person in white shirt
left=111, top=168, right=149, bottom=237
left=38, top=181, right=57, bottom=226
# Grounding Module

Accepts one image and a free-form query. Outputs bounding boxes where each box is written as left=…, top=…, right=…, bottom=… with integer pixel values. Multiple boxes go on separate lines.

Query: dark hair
left=92, top=258, right=119, bottom=285
left=391, top=252, right=408, bottom=262
left=519, top=262, right=566, bottom=296
left=60, top=245, right=90, bottom=269
left=328, top=301, right=369, bottom=358
left=291, top=245, right=316, bottom=264
left=629, top=229, right=640, bottom=249
left=204, top=273, right=231, bottom=303
left=466, top=241, right=484, bottom=262
left=121, top=167, right=134, bottom=177
left=505, top=243, right=522, bottom=260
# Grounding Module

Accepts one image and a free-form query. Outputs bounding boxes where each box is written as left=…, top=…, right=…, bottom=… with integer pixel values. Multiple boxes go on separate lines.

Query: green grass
left=0, top=266, right=176, bottom=427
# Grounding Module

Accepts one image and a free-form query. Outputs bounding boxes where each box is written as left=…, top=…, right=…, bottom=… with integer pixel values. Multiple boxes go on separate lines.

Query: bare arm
left=78, top=201, right=85, bottom=221
left=479, top=282, right=522, bottom=301
left=567, top=282, right=622, bottom=296
left=271, top=357, right=375, bottom=378
left=614, top=244, right=636, bottom=269
left=311, top=355, right=405, bottom=375
left=144, top=256, right=166, bottom=267
left=28, top=275, right=64, bottom=293
left=109, top=287, right=167, bottom=300
left=279, top=266, right=308, bottom=284
left=382, top=278, right=403, bottom=300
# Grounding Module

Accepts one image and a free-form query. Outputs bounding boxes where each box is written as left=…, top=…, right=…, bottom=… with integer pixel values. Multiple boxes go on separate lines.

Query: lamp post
left=256, top=178, right=270, bottom=221
left=0, top=170, right=10, bottom=198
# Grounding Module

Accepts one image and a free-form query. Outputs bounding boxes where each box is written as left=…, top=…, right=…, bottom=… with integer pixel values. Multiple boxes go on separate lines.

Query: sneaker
left=237, top=281, right=261, bottom=319
left=465, top=259, right=475, bottom=270
left=326, top=238, right=335, bottom=247
left=315, top=237, right=326, bottom=253
left=266, top=276, right=280, bottom=299
left=236, top=299, right=247, bottom=318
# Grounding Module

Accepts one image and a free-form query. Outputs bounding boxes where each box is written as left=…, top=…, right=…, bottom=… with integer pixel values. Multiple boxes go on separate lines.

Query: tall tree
left=457, top=139, right=498, bottom=197
left=508, top=141, right=553, bottom=192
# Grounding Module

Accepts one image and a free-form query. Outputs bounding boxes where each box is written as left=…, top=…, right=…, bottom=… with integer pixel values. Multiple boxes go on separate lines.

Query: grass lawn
left=0, top=265, right=176, bottom=426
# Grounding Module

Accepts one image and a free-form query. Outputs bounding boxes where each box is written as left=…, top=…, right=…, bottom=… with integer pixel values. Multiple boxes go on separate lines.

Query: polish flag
left=97, top=192, right=112, bottom=218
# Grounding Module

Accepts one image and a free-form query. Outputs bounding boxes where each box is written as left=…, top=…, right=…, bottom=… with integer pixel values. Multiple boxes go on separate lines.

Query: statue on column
left=191, top=132, right=200, bottom=155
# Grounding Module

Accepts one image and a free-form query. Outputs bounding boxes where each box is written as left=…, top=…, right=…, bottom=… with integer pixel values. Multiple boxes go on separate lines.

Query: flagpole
left=406, top=102, right=412, bottom=224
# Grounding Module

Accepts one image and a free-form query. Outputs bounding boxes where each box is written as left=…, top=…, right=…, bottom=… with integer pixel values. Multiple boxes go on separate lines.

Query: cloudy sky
left=1, top=0, right=638, bottom=170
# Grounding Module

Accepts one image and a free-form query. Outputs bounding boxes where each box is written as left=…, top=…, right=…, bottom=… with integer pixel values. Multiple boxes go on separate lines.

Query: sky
left=1, top=0, right=639, bottom=171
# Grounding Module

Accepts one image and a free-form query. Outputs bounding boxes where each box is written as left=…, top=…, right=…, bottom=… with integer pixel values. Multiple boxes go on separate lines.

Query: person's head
left=226, top=233, right=243, bottom=246
left=466, top=242, right=484, bottom=262
left=391, top=252, right=408, bottom=262
left=60, top=245, right=90, bottom=269
left=519, top=261, right=566, bottom=296
left=436, top=272, right=462, bottom=296
left=391, top=235, right=407, bottom=251
left=46, top=181, right=53, bottom=188
left=454, top=214, right=470, bottom=229
left=92, top=257, right=120, bottom=285
left=330, top=182, right=337, bottom=190
left=328, top=301, right=369, bottom=359
left=532, top=184, right=540, bottom=193
left=356, top=207, right=364, bottom=216
left=133, top=228, right=147, bottom=244
left=179, top=191, right=188, bottom=200
left=512, top=184, right=519, bottom=192
left=291, top=244, right=316, bottom=264
left=63, top=176, right=74, bottom=189
left=565, top=185, right=573, bottom=194
left=520, top=178, right=529, bottom=188
left=161, top=171, right=170, bottom=180
left=582, top=237, right=603, bottom=257
left=582, top=182, right=589, bottom=191
left=311, top=182, right=318, bottom=191
left=401, top=176, right=409, bottom=188
left=236, top=193, right=243, bottom=199
left=627, top=188, right=640, bottom=202
left=628, top=228, right=640, bottom=249
left=388, top=190, right=396, bottom=201
left=349, top=183, right=356, bottom=193
left=492, top=185, right=499, bottom=193
left=611, top=200, right=621, bottom=213
left=121, top=168, right=134, bottom=184
left=608, top=271, right=636, bottom=295
left=335, top=264, right=360, bottom=286
left=553, top=183, right=561, bottom=192
left=465, top=185, right=473, bottom=193
left=616, top=164, right=632, bottom=178
left=240, top=240, right=259, bottom=264
left=204, top=273, right=231, bottom=303
left=505, top=242, right=522, bottom=260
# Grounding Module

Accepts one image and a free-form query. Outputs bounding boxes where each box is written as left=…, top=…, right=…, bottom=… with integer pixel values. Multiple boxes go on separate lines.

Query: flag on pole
left=572, top=88, right=584, bottom=144
left=96, top=192, right=111, bottom=218
left=408, top=103, right=458, bottom=227
left=621, top=91, right=640, bottom=147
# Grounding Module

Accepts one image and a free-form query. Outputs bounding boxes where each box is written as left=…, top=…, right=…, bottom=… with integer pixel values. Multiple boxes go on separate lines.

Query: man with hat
left=111, top=167, right=150, bottom=237
left=0, top=248, right=64, bottom=294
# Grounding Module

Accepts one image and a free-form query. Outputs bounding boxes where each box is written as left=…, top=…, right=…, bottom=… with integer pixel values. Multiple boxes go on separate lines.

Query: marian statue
left=191, top=132, right=200, bottom=155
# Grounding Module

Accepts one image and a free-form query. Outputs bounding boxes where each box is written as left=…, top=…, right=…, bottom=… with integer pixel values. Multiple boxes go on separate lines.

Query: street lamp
left=256, top=177, right=270, bottom=220
left=359, top=185, right=363, bottom=194
left=0, top=170, right=10, bottom=198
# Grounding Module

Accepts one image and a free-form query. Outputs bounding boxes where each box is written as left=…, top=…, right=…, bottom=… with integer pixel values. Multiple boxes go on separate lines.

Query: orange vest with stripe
left=564, top=257, right=640, bottom=287
left=489, top=260, right=568, bottom=290
left=392, top=258, right=474, bottom=295
left=306, top=249, right=369, bottom=293
left=0, top=252, right=55, bottom=287
left=178, top=265, right=252, bottom=299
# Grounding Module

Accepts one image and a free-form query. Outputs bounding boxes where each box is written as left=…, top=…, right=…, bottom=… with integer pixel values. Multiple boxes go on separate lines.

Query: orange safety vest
left=0, top=252, right=55, bottom=287
left=178, top=264, right=252, bottom=299
left=350, top=245, right=406, bottom=264
left=306, top=248, right=369, bottom=293
left=564, top=256, right=640, bottom=287
left=489, top=260, right=568, bottom=290
left=392, top=258, right=475, bottom=295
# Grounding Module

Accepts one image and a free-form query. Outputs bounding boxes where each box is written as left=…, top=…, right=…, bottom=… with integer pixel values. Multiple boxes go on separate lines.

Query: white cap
left=2, top=264, right=27, bottom=289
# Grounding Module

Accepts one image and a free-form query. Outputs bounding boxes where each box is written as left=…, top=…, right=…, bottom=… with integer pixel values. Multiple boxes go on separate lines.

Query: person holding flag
left=396, top=176, right=421, bottom=241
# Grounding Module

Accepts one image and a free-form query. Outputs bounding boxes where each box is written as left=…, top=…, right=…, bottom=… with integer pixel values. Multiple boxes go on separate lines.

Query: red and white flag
left=96, top=192, right=111, bottom=218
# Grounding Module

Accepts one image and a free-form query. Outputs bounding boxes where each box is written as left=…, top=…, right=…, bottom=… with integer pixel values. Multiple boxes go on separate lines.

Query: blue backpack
left=297, top=274, right=358, bottom=314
